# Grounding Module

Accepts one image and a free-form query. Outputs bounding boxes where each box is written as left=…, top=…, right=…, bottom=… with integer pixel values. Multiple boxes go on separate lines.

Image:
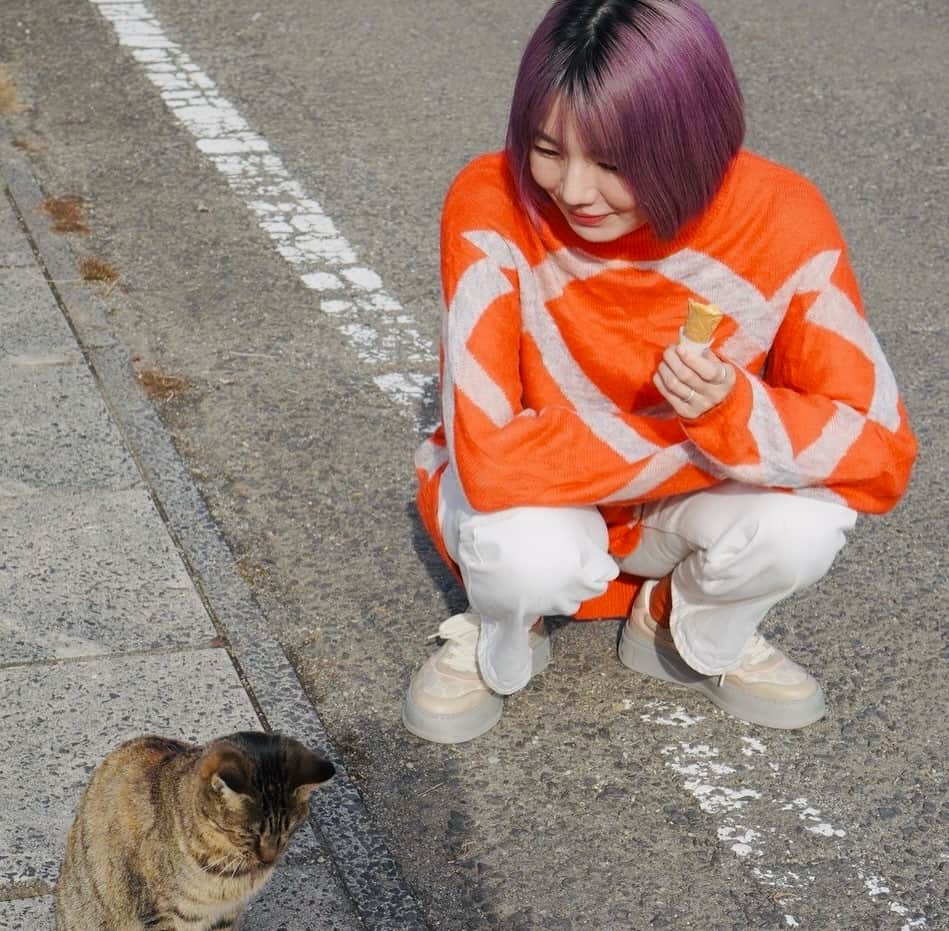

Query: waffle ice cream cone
left=679, top=299, right=724, bottom=351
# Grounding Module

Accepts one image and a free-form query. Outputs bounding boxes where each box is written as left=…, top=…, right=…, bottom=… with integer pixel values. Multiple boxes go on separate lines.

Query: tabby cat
left=55, top=730, right=335, bottom=930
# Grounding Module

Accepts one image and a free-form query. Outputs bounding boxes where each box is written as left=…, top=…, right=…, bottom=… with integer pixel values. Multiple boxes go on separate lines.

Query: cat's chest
left=172, top=859, right=272, bottom=925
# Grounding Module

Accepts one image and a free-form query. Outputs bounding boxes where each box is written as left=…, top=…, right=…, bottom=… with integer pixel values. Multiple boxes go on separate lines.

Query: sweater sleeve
left=439, top=164, right=718, bottom=512
left=682, top=242, right=916, bottom=513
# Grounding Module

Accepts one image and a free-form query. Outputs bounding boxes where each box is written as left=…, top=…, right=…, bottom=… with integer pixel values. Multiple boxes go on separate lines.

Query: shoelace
left=717, top=634, right=776, bottom=687
left=427, top=614, right=480, bottom=673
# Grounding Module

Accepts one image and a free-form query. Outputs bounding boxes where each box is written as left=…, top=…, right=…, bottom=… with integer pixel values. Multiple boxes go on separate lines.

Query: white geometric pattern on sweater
left=634, top=246, right=902, bottom=490
left=455, top=232, right=718, bottom=496
left=437, top=229, right=901, bottom=504
left=635, top=248, right=900, bottom=430
left=805, top=281, right=900, bottom=431
left=441, top=242, right=516, bottom=460
left=414, top=433, right=448, bottom=481
left=633, top=249, right=777, bottom=366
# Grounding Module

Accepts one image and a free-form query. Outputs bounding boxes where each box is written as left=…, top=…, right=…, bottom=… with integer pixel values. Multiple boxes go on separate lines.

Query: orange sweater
left=415, top=150, right=916, bottom=619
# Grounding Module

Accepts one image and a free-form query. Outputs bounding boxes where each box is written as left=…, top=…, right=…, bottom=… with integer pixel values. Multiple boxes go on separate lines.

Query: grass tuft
left=41, top=196, right=90, bottom=234
left=136, top=369, right=190, bottom=402
left=79, top=256, right=119, bottom=283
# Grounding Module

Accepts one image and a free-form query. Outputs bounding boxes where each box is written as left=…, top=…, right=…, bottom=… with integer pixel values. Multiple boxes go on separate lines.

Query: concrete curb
left=0, top=124, right=429, bottom=931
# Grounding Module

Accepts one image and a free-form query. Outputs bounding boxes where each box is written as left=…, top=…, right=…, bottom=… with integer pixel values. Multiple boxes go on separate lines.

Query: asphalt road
left=1, top=1, right=946, bottom=928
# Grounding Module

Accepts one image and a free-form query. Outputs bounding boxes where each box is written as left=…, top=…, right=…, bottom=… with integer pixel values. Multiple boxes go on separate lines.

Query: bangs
left=564, top=86, right=627, bottom=170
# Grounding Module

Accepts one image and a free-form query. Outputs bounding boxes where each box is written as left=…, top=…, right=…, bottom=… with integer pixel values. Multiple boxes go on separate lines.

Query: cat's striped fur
left=55, top=731, right=335, bottom=930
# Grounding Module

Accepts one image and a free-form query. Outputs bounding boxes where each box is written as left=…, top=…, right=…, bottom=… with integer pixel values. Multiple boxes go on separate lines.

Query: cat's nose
left=257, top=837, right=280, bottom=864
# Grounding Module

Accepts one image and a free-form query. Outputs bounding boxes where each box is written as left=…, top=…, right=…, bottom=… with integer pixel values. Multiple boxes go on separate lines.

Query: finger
left=675, top=346, right=729, bottom=384
left=691, top=352, right=733, bottom=389
left=662, top=345, right=694, bottom=381
left=654, top=373, right=694, bottom=412
left=658, top=359, right=702, bottom=400
left=653, top=372, right=676, bottom=405
left=664, top=347, right=714, bottom=395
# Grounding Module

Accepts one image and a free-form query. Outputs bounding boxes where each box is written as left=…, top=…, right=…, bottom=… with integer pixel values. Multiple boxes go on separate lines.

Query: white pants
left=438, top=465, right=857, bottom=692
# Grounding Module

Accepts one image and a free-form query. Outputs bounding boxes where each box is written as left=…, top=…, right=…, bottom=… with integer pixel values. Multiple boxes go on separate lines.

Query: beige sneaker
left=402, top=613, right=551, bottom=744
left=618, top=580, right=825, bottom=729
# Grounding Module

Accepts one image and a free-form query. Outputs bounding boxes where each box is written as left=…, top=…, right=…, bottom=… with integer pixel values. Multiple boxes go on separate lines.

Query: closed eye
left=597, top=161, right=619, bottom=172
left=532, top=144, right=560, bottom=158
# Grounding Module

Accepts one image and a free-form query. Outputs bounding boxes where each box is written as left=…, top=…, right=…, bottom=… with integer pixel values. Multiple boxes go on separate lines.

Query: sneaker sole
left=618, top=623, right=825, bottom=730
left=402, top=634, right=552, bottom=744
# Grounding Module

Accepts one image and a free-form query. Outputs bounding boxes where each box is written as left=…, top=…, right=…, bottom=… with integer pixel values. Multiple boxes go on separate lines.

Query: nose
left=559, top=158, right=597, bottom=208
left=257, top=835, right=281, bottom=865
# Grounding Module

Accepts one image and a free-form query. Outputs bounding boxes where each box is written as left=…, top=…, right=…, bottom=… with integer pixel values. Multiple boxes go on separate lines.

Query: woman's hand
left=654, top=345, right=735, bottom=419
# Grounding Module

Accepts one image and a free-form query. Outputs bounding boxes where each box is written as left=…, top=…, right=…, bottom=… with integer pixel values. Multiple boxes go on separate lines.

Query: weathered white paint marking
left=89, top=0, right=437, bottom=429
left=717, top=824, right=762, bottom=858
left=661, top=738, right=763, bottom=874
left=861, top=871, right=891, bottom=897
left=643, top=701, right=927, bottom=927
left=781, top=797, right=847, bottom=838
left=753, top=867, right=810, bottom=887
left=740, top=736, right=767, bottom=756
left=640, top=699, right=704, bottom=728
left=301, top=272, right=344, bottom=291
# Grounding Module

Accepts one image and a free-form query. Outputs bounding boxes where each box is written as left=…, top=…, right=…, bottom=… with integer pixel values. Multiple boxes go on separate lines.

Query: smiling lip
left=569, top=211, right=609, bottom=227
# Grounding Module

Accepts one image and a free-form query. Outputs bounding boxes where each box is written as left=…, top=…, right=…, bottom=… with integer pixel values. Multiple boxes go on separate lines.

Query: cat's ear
left=198, top=743, right=253, bottom=804
left=287, top=743, right=335, bottom=800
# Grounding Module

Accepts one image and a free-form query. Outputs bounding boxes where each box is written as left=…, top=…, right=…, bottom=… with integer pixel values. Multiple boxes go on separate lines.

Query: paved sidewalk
left=0, top=133, right=427, bottom=930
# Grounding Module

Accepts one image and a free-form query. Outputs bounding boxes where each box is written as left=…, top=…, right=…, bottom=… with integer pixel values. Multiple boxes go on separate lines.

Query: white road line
left=88, top=0, right=437, bottom=429
left=642, top=700, right=928, bottom=929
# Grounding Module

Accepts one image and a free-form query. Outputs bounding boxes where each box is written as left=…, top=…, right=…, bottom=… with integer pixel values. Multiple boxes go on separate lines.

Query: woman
left=404, top=0, right=916, bottom=743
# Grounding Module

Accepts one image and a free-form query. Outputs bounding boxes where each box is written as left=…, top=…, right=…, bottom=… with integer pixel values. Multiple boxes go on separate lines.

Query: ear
left=287, top=742, right=335, bottom=800
left=198, top=743, right=253, bottom=803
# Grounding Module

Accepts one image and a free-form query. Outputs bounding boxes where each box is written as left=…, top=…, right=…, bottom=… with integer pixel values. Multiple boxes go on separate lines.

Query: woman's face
left=529, top=101, right=648, bottom=243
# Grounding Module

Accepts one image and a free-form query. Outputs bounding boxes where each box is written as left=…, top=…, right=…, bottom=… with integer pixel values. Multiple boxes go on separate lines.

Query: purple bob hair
left=506, top=0, right=745, bottom=240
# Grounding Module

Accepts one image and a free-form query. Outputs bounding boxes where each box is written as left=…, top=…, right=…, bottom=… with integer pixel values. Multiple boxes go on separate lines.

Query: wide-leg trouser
left=437, top=465, right=857, bottom=693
